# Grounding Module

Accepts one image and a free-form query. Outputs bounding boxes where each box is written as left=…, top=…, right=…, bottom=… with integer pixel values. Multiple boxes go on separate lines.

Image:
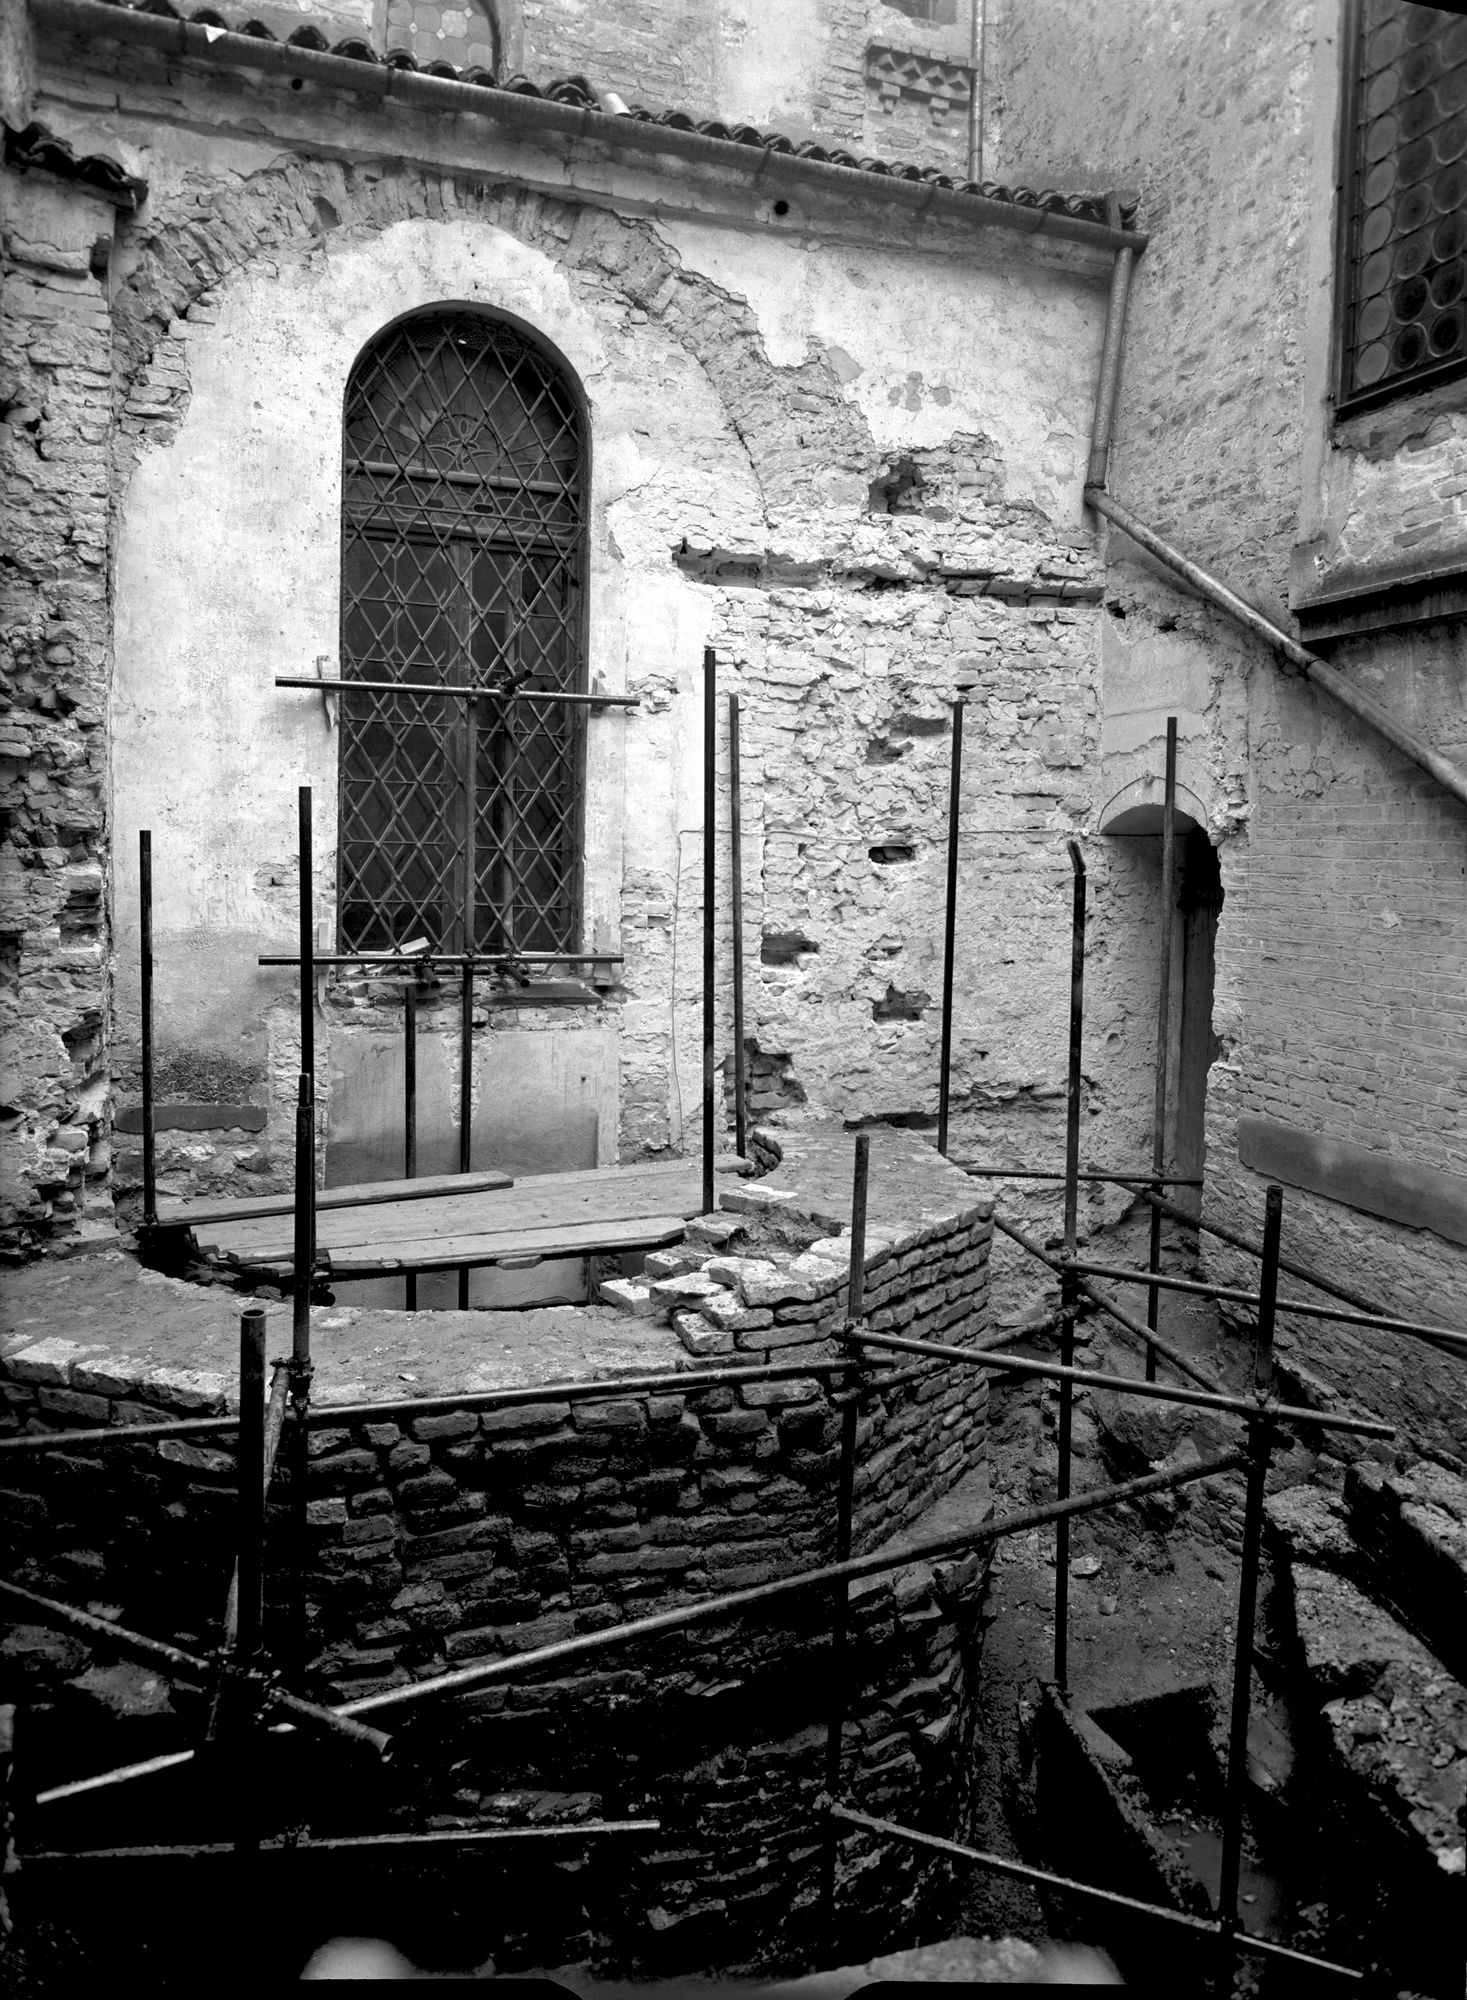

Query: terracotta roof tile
left=79, top=0, right=1135, bottom=230
left=2, top=119, right=148, bottom=210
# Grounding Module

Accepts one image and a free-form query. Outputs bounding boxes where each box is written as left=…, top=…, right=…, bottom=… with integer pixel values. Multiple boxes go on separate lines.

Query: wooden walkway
left=158, top=1161, right=733, bottom=1280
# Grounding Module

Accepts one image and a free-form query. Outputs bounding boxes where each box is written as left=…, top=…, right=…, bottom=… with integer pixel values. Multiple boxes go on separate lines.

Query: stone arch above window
left=382, top=0, right=502, bottom=76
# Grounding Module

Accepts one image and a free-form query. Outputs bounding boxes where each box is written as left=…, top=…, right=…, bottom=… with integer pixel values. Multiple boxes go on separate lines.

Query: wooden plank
left=229, top=1215, right=690, bottom=1277
left=156, top=1168, right=513, bottom=1231
left=194, top=1164, right=709, bottom=1263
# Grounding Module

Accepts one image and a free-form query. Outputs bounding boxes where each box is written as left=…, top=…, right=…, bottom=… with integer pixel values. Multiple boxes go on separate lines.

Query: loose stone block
left=410, top=1412, right=478, bottom=1441
left=674, top=1311, right=734, bottom=1357
left=7, top=1339, right=104, bottom=1387
left=596, top=1278, right=658, bottom=1315
left=699, top=1293, right=774, bottom=1334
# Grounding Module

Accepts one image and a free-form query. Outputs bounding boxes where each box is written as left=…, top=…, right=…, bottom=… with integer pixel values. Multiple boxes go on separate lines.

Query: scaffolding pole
left=703, top=646, right=717, bottom=1215
left=729, top=692, right=747, bottom=1159
left=139, top=829, right=157, bottom=1231
left=937, top=698, right=965, bottom=1157
left=1146, top=717, right=1179, bottom=1383
left=1055, top=841, right=1085, bottom=1690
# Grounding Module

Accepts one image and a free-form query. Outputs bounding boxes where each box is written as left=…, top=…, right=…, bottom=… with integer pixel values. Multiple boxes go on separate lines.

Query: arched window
left=338, top=309, right=587, bottom=956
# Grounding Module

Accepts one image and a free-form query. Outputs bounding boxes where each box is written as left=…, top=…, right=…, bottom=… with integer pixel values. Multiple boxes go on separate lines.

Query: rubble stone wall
left=0, top=1166, right=993, bottom=1968
left=4, top=23, right=1164, bottom=1298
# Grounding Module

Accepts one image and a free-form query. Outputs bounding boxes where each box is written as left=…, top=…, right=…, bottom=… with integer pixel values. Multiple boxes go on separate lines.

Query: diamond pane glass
left=1340, top=1, right=1467, bottom=410
left=338, top=311, right=586, bottom=953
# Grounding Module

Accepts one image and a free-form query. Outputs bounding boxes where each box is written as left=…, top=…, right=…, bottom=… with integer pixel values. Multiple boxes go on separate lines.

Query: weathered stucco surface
left=990, top=0, right=1467, bottom=1452
left=0, top=23, right=1179, bottom=1294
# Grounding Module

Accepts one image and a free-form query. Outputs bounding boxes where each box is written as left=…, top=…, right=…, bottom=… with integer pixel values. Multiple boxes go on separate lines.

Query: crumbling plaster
left=990, top=0, right=1467, bottom=1446
left=69, top=50, right=1180, bottom=1266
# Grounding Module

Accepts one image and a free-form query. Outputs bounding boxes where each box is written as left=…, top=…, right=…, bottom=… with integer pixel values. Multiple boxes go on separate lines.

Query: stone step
left=1281, top=1558, right=1466, bottom=1890
left=1345, top=1458, right=1467, bottom=1686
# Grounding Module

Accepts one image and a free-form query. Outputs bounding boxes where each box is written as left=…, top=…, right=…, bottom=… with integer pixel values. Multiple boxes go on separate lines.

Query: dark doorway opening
left=1174, top=830, right=1223, bottom=1211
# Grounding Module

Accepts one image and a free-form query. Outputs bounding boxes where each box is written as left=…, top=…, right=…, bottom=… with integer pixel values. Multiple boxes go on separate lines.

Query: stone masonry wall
left=988, top=0, right=1467, bottom=1449
left=0, top=168, right=118, bottom=1258
left=0, top=1139, right=992, bottom=1968
left=7, top=22, right=1134, bottom=1289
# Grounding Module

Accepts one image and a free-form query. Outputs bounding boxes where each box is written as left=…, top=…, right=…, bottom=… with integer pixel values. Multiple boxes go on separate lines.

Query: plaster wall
left=54, top=41, right=1168, bottom=1279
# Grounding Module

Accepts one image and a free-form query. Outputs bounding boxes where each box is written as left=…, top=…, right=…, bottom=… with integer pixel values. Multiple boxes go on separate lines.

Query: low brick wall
left=1, top=1129, right=994, bottom=1971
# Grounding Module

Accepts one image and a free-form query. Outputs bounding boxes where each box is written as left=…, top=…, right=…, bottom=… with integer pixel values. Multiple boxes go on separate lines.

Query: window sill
left=484, top=980, right=608, bottom=1008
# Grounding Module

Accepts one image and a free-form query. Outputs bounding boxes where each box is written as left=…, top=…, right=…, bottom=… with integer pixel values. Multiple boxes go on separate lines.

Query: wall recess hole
left=761, top=931, right=819, bottom=966
left=869, top=843, right=917, bottom=865
left=872, top=985, right=931, bottom=1022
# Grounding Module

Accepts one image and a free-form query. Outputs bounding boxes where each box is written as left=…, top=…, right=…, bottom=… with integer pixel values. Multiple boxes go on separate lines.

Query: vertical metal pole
left=936, top=699, right=965, bottom=1157
left=702, top=647, right=716, bottom=1215
left=846, top=1132, right=870, bottom=1322
left=236, top=1306, right=266, bottom=1663
left=292, top=786, right=315, bottom=1366
left=1146, top=717, right=1179, bottom=1383
left=235, top=1308, right=266, bottom=1865
left=404, top=984, right=417, bottom=1313
left=458, top=962, right=473, bottom=1310
left=1217, top=1183, right=1282, bottom=1962
left=728, top=693, right=747, bottom=1161
left=139, top=830, right=157, bottom=1230
left=289, top=786, right=315, bottom=1680
left=1055, top=841, right=1086, bottom=1693
left=821, top=1131, right=870, bottom=1957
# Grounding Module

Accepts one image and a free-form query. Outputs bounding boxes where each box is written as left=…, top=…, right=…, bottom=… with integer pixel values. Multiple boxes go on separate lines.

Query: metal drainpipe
left=1083, top=232, right=1467, bottom=813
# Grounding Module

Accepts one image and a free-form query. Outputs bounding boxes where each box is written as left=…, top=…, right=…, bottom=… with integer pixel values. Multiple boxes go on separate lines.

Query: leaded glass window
left=339, top=310, right=586, bottom=955
left=1337, top=0, right=1467, bottom=415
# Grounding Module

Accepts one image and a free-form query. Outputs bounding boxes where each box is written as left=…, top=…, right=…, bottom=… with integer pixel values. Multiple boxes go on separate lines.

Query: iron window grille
left=338, top=309, right=587, bottom=956
left=1335, top=0, right=1467, bottom=416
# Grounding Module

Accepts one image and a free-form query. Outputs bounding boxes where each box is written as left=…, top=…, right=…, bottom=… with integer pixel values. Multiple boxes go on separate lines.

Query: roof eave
left=31, top=0, right=1147, bottom=254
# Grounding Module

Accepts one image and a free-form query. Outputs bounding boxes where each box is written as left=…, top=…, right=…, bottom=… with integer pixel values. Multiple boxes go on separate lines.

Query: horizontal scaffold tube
left=831, top=1807, right=1364, bottom=1981
left=337, top=1452, right=1249, bottom=1720
left=994, top=1213, right=1223, bottom=1391
left=1069, top=1258, right=1467, bottom=1355
left=0, top=1578, right=391, bottom=1759
left=1116, top=1180, right=1467, bottom=1360
left=22, top=1820, right=661, bottom=1863
left=1085, top=487, right=1467, bottom=812
left=847, top=1327, right=1393, bottom=1438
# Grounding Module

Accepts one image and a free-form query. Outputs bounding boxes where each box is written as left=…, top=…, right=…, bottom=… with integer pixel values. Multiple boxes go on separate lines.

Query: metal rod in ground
left=995, top=1213, right=1225, bottom=1394
left=830, top=1807, right=1363, bottom=1981
left=234, top=1307, right=267, bottom=1662
left=1055, top=840, right=1086, bottom=1690
left=820, top=1393, right=859, bottom=1957
left=233, top=1304, right=266, bottom=1861
left=404, top=983, right=417, bottom=1312
left=703, top=646, right=717, bottom=1214
left=822, top=1131, right=870, bottom=1951
left=1116, top=1180, right=1467, bottom=1358
left=1067, top=1258, right=1467, bottom=1352
left=220, top=1364, right=289, bottom=1651
left=956, top=1165, right=1202, bottom=1186
left=1146, top=717, right=1178, bottom=1384
left=936, top=698, right=965, bottom=1156
left=1217, top=1184, right=1281, bottom=1961
left=24, top=1819, right=664, bottom=1863
left=846, top=1325, right=1390, bottom=1439
left=846, top=1133, right=870, bottom=1320
left=139, top=829, right=157, bottom=1230
left=458, top=961, right=473, bottom=1309
left=290, top=786, right=316, bottom=1681
left=339, top=1451, right=1248, bottom=1720
left=728, top=692, right=746, bottom=1159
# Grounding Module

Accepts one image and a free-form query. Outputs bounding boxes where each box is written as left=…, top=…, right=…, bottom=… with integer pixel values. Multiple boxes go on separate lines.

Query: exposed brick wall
left=0, top=1190, right=992, bottom=1967
left=0, top=173, right=118, bottom=1257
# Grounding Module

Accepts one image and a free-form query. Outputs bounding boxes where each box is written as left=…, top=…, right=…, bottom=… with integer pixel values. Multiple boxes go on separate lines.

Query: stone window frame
left=336, top=303, right=592, bottom=958
left=1331, top=0, right=1467, bottom=421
